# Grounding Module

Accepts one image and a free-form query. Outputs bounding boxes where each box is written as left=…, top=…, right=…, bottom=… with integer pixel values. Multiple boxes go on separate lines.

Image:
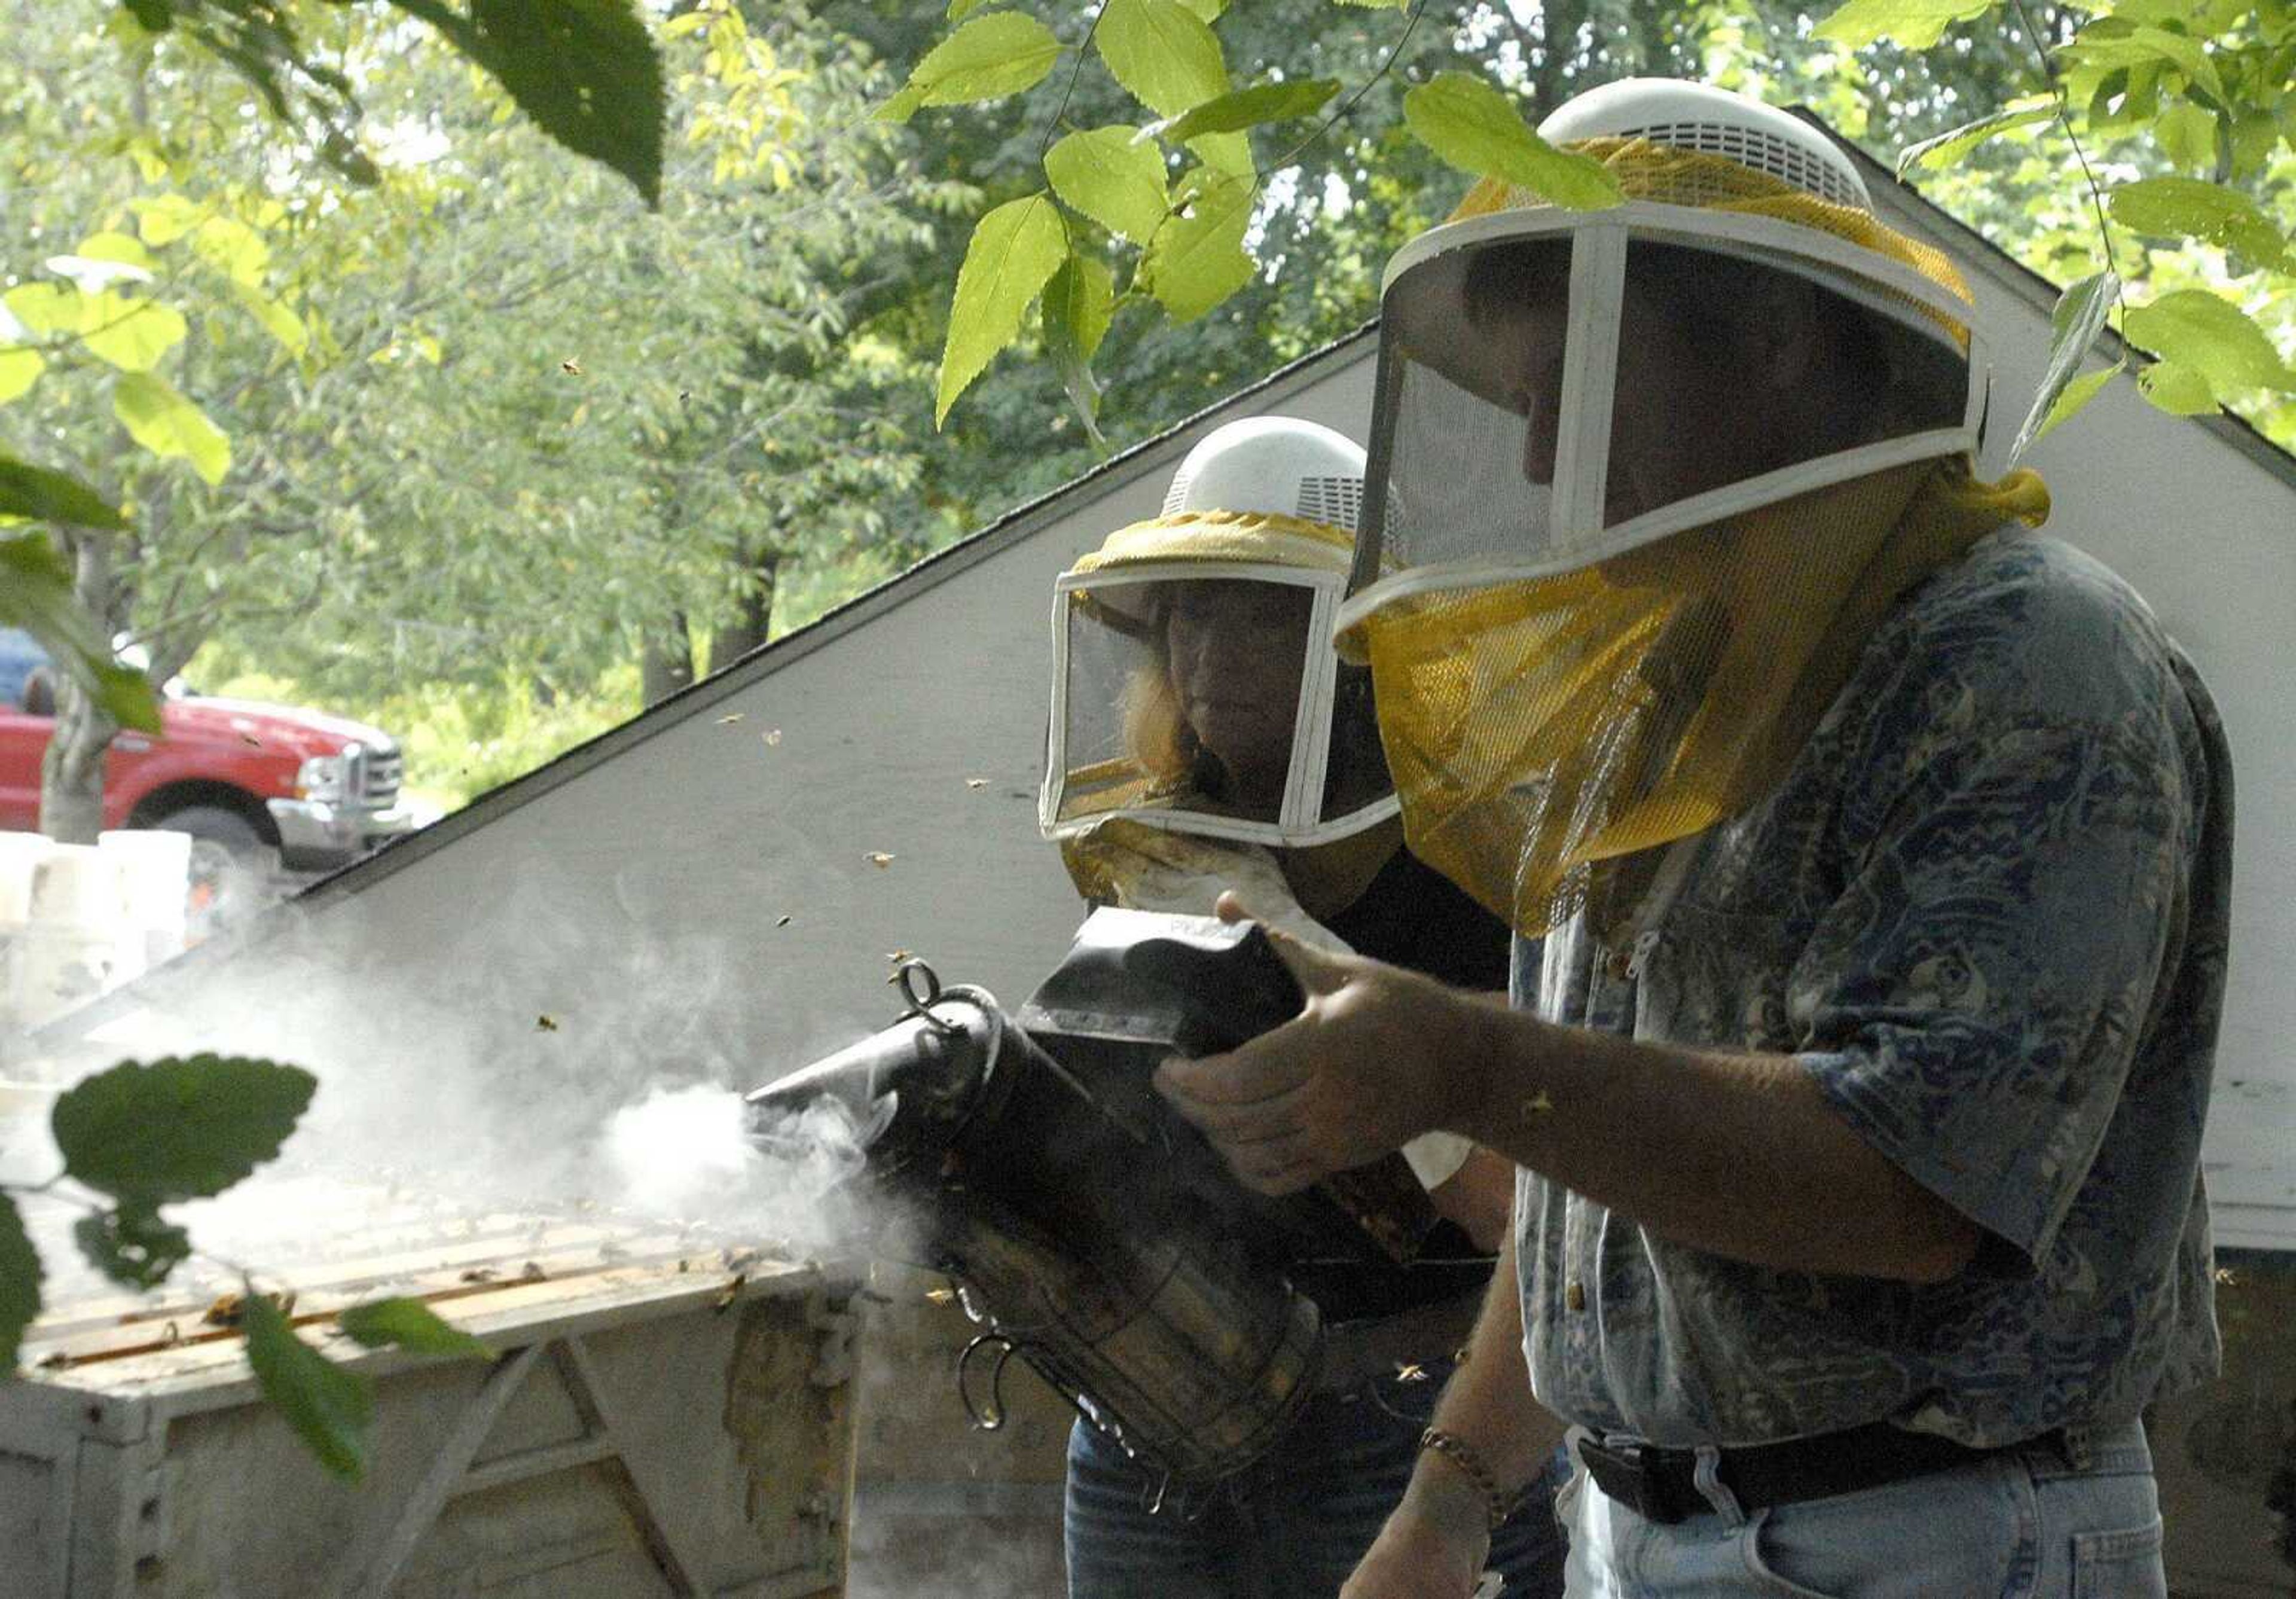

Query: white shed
left=20, top=122, right=2296, bottom=1596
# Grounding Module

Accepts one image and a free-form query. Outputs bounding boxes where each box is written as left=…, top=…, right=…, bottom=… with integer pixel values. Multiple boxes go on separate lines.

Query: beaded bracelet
left=1418, top=1427, right=1524, bottom=1531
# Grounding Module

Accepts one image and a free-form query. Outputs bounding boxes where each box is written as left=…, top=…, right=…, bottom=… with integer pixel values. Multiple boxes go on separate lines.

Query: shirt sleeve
left=1790, top=712, right=2194, bottom=1269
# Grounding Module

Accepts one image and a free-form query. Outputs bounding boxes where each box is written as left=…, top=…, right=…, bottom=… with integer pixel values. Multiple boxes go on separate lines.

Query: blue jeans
left=1065, top=1357, right=1570, bottom=1598
left=1558, top=1420, right=2165, bottom=1597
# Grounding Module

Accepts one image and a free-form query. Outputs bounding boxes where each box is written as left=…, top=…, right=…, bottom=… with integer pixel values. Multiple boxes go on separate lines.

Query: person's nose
left=1171, top=623, right=1222, bottom=689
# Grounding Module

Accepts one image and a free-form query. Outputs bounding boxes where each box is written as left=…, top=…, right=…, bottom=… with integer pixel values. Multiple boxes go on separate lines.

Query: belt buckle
left=1576, top=1436, right=1688, bottom=1525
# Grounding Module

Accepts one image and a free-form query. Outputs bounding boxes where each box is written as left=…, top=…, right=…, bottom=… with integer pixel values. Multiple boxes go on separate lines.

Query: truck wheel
left=156, top=805, right=279, bottom=933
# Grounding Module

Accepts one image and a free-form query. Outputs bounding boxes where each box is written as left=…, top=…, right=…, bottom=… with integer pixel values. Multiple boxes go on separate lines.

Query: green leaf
left=2029, top=362, right=2123, bottom=445
left=1813, top=0, right=1998, bottom=49
left=0, top=1194, right=39, bottom=1372
left=113, top=373, right=231, bottom=485
left=1042, top=252, right=1114, bottom=444
left=1095, top=0, right=1227, bottom=118
left=76, top=231, right=157, bottom=272
left=2010, top=270, right=2118, bottom=465
left=0, top=532, right=160, bottom=734
left=2136, top=360, right=2218, bottom=414
left=81, top=295, right=190, bottom=374
left=1894, top=101, right=2053, bottom=178
left=190, top=216, right=271, bottom=288
left=444, top=0, right=668, bottom=207
left=1403, top=74, right=1621, bottom=210
left=0, top=458, right=127, bottom=532
left=2057, top=25, right=2224, bottom=101
left=945, top=0, right=993, bottom=18
left=2108, top=178, right=2288, bottom=270
left=243, top=1290, right=374, bottom=1481
left=2123, top=289, right=2296, bottom=396
left=2228, top=108, right=2278, bottom=179
left=1140, top=167, right=1256, bottom=322
left=1186, top=130, right=1254, bottom=176
left=338, top=1296, right=493, bottom=1359
left=1045, top=254, right=1115, bottom=368
left=0, top=347, right=45, bottom=406
left=232, top=283, right=309, bottom=358
left=1146, top=78, right=1340, bottom=145
left=2151, top=102, right=2217, bottom=170
left=4, top=283, right=89, bottom=337
left=878, top=12, right=1064, bottom=123
left=1046, top=126, right=1170, bottom=243
left=74, top=1204, right=192, bottom=1290
left=937, top=192, right=1070, bottom=426
left=51, top=1055, right=317, bottom=1206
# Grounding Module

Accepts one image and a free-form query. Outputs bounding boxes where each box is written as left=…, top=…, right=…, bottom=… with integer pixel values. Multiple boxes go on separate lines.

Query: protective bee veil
left=1338, top=81, right=2049, bottom=938
left=1044, top=418, right=1399, bottom=850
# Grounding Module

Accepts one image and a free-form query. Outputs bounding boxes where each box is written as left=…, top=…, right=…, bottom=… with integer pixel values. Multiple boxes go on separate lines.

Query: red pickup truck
left=0, top=628, right=414, bottom=871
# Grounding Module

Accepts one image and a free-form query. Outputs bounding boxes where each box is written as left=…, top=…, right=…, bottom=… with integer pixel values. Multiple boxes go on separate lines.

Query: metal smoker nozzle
left=743, top=962, right=1002, bottom=1176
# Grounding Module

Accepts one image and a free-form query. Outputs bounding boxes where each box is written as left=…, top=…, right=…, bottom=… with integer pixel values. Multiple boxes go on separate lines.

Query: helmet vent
left=1295, top=475, right=1363, bottom=533
left=1160, top=469, right=1195, bottom=517
left=1620, top=120, right=1864, bottom=209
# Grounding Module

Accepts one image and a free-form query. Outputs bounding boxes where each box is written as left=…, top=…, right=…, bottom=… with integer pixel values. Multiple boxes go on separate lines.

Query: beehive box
left=1, top=1186, right=864, bottom=1598
left=845, top=1265, right=1071, bottom=1599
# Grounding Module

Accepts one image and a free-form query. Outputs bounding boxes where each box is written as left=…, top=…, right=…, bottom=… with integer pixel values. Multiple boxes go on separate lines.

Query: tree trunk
left=1527, top=0, right=1589, bottom=117
left=640, top=612, right=695, bottom=708
left=706, top=553, right=780, bottom=677
left=39, top=535, right=120, bottom=845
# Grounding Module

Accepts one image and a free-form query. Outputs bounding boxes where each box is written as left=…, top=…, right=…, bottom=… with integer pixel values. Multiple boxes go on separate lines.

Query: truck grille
left=348, top=744, right=402, bottom=809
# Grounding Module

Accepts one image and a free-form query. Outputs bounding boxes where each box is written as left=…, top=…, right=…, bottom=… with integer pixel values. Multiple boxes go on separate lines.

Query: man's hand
left=1151, top=898, right=1491, bottom=1195
left=1341, top=1464, right=1494, bottom=1599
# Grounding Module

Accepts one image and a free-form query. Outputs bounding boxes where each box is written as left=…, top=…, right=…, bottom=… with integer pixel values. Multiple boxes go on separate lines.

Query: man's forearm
left=1446, top=1004, right=1979, bottom=1284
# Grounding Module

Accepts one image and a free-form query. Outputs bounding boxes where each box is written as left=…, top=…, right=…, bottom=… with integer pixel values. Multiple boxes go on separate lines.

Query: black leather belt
left=1576, top=1422, right=2065, bottom=1525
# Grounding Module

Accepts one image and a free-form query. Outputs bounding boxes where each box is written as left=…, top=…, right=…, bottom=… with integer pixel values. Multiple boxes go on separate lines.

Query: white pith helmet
left=1536, top=77, right=1873, bottom=212
left=1159, top=416, right=1366, bottom=535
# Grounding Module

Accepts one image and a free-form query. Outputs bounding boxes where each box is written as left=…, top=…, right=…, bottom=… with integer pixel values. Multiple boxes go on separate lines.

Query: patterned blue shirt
left=1514, top=530, right=2233, bottom=1448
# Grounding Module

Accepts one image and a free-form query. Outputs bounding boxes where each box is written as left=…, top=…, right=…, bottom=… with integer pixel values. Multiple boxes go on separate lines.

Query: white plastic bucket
left=0, top=833, right=53, bottom=925
left=8, top=925, right=115, bottom=1028
left=28, top=845, right=120, bottom=930
left=99, top=829, right=192, bottom=936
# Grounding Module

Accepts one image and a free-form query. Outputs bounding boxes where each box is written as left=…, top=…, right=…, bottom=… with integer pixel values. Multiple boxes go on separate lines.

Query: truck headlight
left=296, top=753, right=347, bottom=802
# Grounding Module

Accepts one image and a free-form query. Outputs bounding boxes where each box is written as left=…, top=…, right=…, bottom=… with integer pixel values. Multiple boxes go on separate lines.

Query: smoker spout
left=744, top=980, right=1004, bottom=1179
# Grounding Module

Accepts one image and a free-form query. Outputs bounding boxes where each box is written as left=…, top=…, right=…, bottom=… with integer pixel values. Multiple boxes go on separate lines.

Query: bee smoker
left=744, top=908, right=1439, bottom=1488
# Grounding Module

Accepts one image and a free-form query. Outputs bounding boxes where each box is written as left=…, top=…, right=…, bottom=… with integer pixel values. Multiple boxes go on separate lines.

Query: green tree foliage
left=1820, top=0, right=2295, bottom=443
left=813, top=0, right=2087, bottom=553
left=4, top=0, right=969, bottom=832
left=871, top=0, right=2294, bottom=453
left=109, top=0, right=667, bottom=203
left=0, top=0, right=683, bottom=775
left=224, top=0, right=970, bottom=711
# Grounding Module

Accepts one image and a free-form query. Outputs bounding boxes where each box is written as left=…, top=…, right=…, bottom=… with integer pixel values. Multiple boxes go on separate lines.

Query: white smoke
left=3, top=845, right=903, bottom=1290
left=602, top=1083, right=868, bottom=1240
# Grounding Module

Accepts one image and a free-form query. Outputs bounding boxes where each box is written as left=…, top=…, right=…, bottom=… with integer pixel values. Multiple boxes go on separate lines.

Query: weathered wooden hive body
left=1, top=1180, right=864, bottom=1599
